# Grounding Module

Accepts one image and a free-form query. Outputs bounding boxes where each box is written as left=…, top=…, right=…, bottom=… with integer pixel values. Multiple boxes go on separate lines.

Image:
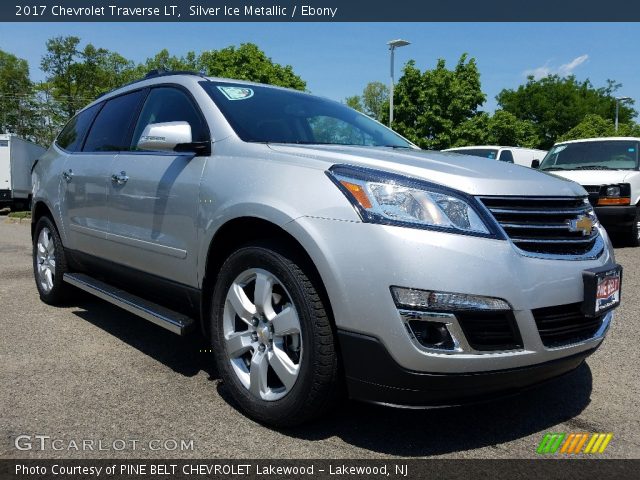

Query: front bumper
left=285, top=217, right=617, bottom=377
left=594, top=205, right=637, bottom=232
left=339, top=330, right=596, bottom=406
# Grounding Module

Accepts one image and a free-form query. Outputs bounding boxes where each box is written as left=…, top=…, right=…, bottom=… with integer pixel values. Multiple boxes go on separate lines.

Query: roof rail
left=95, top=69, right=208, bottom=100
left=144, top=69, right=208, bottom=80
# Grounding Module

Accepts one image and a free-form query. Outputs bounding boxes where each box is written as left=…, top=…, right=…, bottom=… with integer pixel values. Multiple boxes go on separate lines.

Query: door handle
left=111, top=171, right=129, bottom=185
left=62, top=169, right=73, bottom=182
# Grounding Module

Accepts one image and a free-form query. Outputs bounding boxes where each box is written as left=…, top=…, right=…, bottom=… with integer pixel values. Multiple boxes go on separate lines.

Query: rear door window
left=56, top=103, right=102, bottom=152
left=83, top=90, right=146, bottom=152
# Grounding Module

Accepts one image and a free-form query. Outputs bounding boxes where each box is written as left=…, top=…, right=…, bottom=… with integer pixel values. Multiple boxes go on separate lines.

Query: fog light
left=391, top=286, right=510, bottom=311
left=407, top=320, right=455, bottom=350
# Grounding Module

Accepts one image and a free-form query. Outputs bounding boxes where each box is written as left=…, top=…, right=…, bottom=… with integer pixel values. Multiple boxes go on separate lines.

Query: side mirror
left=136, top=121, right=192, bottom=152
left=531, top=159, right=540, bottom=169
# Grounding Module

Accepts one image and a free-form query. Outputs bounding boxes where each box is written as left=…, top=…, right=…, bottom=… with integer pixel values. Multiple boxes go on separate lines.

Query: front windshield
left=540, top=140, right=639, bottom=171
left=449, top=148, right=499, bottom=159
left=201, top=81, right=414, bottom=148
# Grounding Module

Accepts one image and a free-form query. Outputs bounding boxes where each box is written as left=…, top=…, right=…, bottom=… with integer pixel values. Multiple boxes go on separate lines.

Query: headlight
left=327, top=165, right=499, bottom=237
left=598, top=183, right=631, bottom=206
left=605, top=185, right=621, bottom=197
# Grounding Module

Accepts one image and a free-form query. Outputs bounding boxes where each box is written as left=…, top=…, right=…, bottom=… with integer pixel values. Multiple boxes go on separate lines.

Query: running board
left=63, top=273, right=194, bottom=335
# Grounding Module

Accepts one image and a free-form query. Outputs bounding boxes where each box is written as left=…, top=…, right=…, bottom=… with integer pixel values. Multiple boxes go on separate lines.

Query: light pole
left=387, top=39, right=410, bottom=127
left=615, top=96, right=631, bottom=132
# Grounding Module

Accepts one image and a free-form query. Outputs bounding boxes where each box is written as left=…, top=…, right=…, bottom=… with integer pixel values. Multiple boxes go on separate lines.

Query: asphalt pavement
left=1, top=220, right=638, bottom=459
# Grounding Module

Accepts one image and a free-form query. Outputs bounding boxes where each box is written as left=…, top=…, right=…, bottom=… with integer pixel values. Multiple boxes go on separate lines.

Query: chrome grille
left=479, top=196, right=602, bottom=258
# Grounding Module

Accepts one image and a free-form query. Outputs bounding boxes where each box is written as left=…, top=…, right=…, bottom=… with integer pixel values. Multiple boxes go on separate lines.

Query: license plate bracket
left=582, top=265, right=622, bottom=317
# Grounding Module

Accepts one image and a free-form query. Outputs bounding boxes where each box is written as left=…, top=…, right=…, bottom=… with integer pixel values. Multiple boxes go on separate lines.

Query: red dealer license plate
left=582, top=265, right=623, bottom=317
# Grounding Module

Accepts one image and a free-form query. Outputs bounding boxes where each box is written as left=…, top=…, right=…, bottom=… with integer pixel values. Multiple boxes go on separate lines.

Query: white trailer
left=0, top=134, right=46, bottom=209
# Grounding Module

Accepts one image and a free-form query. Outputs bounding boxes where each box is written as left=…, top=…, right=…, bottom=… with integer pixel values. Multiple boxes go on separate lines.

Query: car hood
left=542, top=169, right=638, bottom=186
left=268, top=144, right=586, bottom=197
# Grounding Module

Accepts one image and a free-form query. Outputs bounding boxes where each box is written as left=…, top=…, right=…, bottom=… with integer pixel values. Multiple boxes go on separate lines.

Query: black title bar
left=2, top=459, right=640, bottom=480
left=3, top=0, right=640, bottom=22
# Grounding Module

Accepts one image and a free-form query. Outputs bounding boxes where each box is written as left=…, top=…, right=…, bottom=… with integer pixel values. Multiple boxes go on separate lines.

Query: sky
left=0, top=22, right=638, bottom=117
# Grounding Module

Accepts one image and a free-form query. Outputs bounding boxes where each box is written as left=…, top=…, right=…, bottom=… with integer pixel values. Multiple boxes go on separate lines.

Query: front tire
left=33, top=216, right=70, bottom=304
left=210, top=242, right=340, bottom=427
left=628, top=207, right=640, bottom=247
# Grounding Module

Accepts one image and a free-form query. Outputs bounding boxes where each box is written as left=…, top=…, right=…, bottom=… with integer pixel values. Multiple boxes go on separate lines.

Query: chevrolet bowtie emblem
left=569, top=216, right=594, bottom=236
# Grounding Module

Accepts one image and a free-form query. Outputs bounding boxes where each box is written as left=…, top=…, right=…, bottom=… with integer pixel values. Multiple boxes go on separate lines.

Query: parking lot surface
left=1, top=221, right=638, bottom=459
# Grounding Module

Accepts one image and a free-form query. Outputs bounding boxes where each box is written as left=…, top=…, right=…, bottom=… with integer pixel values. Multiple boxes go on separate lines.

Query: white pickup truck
left=537, top=137, right=640, bottom=246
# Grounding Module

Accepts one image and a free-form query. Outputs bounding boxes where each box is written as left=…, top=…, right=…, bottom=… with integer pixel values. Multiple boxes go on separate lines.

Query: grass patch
left=8, top=211, right=31, bottom=219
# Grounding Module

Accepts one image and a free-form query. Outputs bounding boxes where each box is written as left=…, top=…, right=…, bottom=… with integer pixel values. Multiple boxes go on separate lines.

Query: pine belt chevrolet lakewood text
left=31, top=72, right=622, bottom=426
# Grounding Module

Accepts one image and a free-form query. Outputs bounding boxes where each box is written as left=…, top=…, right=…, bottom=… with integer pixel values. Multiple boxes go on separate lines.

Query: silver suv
left=32, top=72, right=622, bottom=426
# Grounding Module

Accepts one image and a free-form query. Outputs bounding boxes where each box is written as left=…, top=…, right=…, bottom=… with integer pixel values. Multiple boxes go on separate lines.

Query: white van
left=444, top=145, right=547, bottom=168
left=537, top=137, right=640, bottom=246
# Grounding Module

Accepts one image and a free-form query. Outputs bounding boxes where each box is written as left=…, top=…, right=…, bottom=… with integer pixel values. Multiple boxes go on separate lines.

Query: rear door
left=105, top=85, right=210, bottom=286
left=58, top=102, right=105, bottom=254
left=60, top=90, right=146, bottom=256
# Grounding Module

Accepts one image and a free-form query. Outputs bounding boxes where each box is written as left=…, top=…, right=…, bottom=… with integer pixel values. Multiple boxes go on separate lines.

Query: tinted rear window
left=83, top=90, right=146, bottom=152
left=449, top=148, right=499, bottom=159
left=56, top=103, right=102, bottom=152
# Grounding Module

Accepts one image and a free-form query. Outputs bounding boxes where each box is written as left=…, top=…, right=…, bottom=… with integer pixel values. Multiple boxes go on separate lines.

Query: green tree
left=485, top=110, right=540, bottom=147
left=0, top=49, right=36, bottom=138
left=41, top=36, right=139, bottom=121
left=197, top=43, right=305, bottom=90
left=558, top=114, right=640, bottom=142
left=41, top=36, right=85, bottom=118
left=449, top=110, right=540, bottom=148
left=134, top=49, right=198, bottom=77
left=497, top=75, right=636, bottom=149
left=391, top=54, right=486, bottom=149
left=345, top=95, right=363, bottom=112
left=360, top=82, right=389, bottom=122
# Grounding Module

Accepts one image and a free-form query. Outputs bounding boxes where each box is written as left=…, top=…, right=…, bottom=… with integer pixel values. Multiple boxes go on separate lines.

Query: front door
left=105, top=86, right=210, bottom=287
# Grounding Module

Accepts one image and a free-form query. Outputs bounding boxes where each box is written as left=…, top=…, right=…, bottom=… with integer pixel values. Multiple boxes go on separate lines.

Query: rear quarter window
left=55, top=103, right=102, bottom=152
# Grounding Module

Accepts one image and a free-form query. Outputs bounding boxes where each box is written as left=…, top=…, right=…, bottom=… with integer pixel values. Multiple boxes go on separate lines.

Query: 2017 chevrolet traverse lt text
left=31, top=72, right=622, bottom=426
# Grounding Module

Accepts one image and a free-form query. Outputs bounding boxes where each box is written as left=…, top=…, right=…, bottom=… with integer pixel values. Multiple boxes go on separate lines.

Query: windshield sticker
left=628, top=148, right=635, bottom=152
left=217, top=86, right=254, bottom=101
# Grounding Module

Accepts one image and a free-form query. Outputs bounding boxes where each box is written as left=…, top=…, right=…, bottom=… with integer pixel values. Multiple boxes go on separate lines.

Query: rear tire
left=210, top=242, right=340, bottom=427
left=33, top=216, right=70, bottom=304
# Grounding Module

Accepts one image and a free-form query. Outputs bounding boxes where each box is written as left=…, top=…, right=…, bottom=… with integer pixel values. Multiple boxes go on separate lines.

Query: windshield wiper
left=379, top=145, right=414, bottom=149
left=540, top=167, right=568, bottom=171
left=572, top=165, right=615, bottom=170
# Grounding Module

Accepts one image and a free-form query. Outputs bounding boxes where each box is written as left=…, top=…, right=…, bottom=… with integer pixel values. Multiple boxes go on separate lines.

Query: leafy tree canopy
left=198, top=43, right=305, bottom=91
left=558, top=114, right=640, bottom=142
left=0, top=49, right=34, bottom=138
left=391, top=54, right=486, bottom=149
left=497, top=75, right=637, bottom=149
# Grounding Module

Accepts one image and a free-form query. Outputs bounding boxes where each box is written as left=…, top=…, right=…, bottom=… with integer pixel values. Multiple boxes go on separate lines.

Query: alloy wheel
left=222, top=268, right=302, bottom=401
left=36, top=227, right=56, bottom=293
